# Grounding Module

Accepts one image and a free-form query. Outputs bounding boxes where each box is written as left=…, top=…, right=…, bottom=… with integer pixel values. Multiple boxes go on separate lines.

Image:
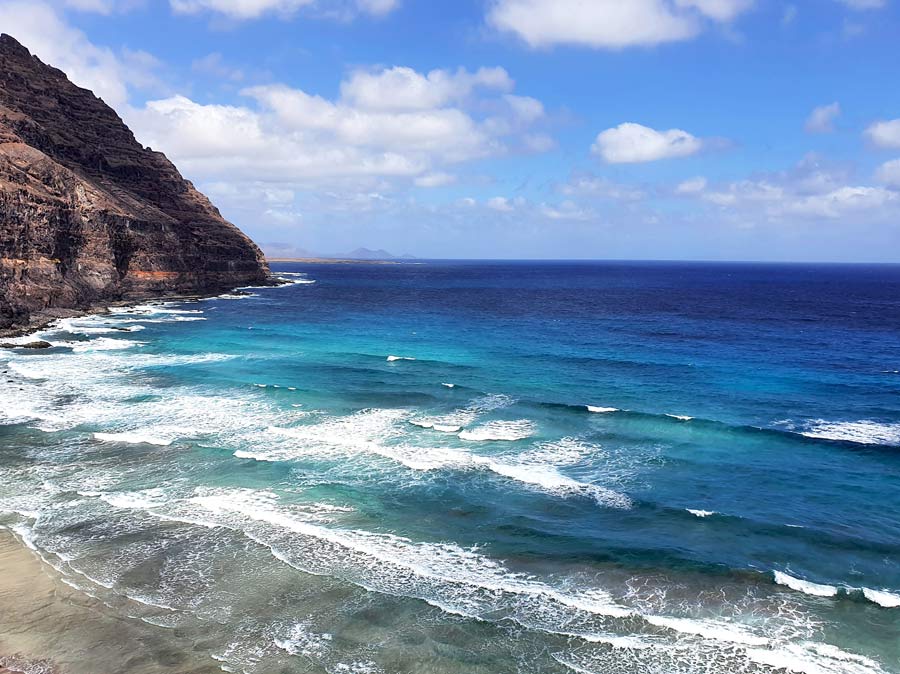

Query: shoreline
left=264, top=256, right=403, bottom=264
left=0, top=276, right=289, bottom=340
left=0, top=530, right=218, bottom=674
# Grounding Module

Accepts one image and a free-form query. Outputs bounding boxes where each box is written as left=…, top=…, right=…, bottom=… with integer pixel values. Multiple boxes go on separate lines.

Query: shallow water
left=1, top=261, right=899, bottom=673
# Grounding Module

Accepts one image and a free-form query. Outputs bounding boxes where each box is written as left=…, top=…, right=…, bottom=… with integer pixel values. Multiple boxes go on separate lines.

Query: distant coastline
left=265, top=257, right=403, bottom=265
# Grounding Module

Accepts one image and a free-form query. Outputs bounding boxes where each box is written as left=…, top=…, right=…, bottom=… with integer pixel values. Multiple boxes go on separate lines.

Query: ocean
left=1, top=260, right=899, bottom=674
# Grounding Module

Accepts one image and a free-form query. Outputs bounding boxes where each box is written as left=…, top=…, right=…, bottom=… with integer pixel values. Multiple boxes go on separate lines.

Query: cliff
left=0, top=33, right=270, bottom=332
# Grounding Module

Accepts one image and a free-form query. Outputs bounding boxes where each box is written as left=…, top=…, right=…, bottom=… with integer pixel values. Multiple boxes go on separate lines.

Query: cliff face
left=0, top=33, right=270, bottom=331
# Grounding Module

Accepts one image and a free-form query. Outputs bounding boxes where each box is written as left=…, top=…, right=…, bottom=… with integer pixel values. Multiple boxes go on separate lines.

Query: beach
left=0, top=530, right=220, bottom=674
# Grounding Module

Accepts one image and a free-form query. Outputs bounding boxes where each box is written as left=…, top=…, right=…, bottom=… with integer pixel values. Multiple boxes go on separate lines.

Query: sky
left=1, top=0, right=900, bottom=261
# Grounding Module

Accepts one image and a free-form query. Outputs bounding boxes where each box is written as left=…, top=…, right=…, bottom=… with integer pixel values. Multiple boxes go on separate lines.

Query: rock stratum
left=0, top=33, right=270, bottom=332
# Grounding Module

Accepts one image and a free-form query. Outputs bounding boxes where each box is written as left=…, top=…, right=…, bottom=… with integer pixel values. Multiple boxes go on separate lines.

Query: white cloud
left=354, top=0, right=398, bottom=16
left=865, top=119, right=900, bottom=149
left=674, top=0, right=753, bottom=22
left=785, top=186, right=896, bottom=218
left=0, top=1, right=158, bottom=107
left=805, top=102, right=841, bottom=134
left=414, top=172, right=456, bottom=188
left=876, top=159, right=900, bottom=189
left=487, top=0, right=754, bottom=49
left=835, top=0, right=886, bottom=9
left=540, top=200, right=594, bottom=220
left=678, top=156, right=898, bottom=221
left=340, top=66, right=512, bottom=111
left=560, top=174, right=645, bottom=201
left=592, top=123, right=703, bottom=163
left=127, top=63, right=549, bottom=188
left=675, top=176, right=708, bottom=194
left=487, top=196, right=514, bottom=212
left=169, top=0, right=398, bottom=19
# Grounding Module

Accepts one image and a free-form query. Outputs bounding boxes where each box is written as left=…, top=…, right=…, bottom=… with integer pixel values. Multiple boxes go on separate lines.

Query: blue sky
left=2, top=0, right=900, bottom=260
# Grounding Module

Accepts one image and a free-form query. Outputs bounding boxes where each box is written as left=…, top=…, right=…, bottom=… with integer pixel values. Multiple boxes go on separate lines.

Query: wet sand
left=0, top=530, right=218, bottom=674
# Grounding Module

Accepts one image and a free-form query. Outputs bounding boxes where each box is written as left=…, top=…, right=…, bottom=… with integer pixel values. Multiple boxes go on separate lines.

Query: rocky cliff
left=0, top=33, right=270, bottom=332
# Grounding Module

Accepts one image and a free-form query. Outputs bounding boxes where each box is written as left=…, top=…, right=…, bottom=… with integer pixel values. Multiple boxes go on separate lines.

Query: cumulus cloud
left=592, top=123, right=703, bottom=163
left=805, top=102, right=841, bottom=134
left=865, top=119, right=900, bottom=149
left=340, top=66, right=513, bottom=111
left=876, top=159, right=900, bottom=189
left=675, top=176, right=708, bottom=194
left=169, top=0, right=398, bottom=20
left=486, top=196, right=515, bottom=212
left=0, top=1, right=159, bottom=107
left=127, top=64, right=549, bottom=188
left=678, top=155, right=898, bottom=221
left=487, top=0, right=754, bottom=49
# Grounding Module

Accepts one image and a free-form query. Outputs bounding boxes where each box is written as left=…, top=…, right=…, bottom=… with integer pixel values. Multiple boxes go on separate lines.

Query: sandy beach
left=0, top=530, right=218, bottom=674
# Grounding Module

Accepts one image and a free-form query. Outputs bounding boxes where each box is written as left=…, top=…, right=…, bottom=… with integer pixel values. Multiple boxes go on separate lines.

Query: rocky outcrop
left=0, top=33, right=270, bottom=332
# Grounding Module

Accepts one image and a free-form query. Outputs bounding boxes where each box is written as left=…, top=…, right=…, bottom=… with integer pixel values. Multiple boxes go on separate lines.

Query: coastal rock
left=0, top=340, right=51, bottom=349
left=0, top=33, right=270, bottom=332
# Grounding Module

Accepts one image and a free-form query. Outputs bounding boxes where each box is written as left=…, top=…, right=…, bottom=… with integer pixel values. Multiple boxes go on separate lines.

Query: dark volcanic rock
left=0, top=33, right=270, bottom=331
left=0, top=340, right=51, bottom=349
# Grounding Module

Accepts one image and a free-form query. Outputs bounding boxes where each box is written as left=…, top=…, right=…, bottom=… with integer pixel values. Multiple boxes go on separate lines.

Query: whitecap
left=458, top=420, right=535, bottom=442
left=798, top=420, right=900, bottom=446
left=71, top=337, right=145, bottom=352
left=586, top=405, right=618, bottom=414
left=386, top=355, right=415, bottom=362
left=687, top=509, right=716, bottom=518
left=432, top=424, right=461, bottom=433
left=666, top=414, right=693, bottom=421
left=773, top=571, right=838, bottom=597
left=474, top=457, right=631, bottom=509
left=441, top=383, right=455, bottom=388
left=94, top=431, right=173, bottom=446
left=861, top=587, right=900, bottom=608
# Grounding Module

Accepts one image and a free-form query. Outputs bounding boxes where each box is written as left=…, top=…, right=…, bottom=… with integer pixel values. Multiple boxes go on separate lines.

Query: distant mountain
left=262, top=244, right=416, bottom=261
left=262, top=242, right=317, bottom=259
left=341, top=248, right=408, bottom=260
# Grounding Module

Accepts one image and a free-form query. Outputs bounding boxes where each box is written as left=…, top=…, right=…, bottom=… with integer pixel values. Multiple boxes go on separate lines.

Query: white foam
left=93, top=431, right=173, bottom=446
left=211, top=293, right=260, bottom=300
left=386, top=355, right=415, bottom=362
left=687, top=509, right=716, bottom=518
left=409, top=419, right=462, bottom=434
left=70, top=337, right=145, bottom=352
left=666, top=414, right=693, bottom=421
left=861, top=588, right=900, bottom=608
left=458, top=420, right=535, bottom=442
left=799, top=420, right=900, bottom=446
left=474, top=457, right=631, bottom=509
left=97, top=488, right=170, bottom=510
left=745, top=641, right=889, bottom=674
left=278, top=277, right=316, bottom=285
left=189, top=488, right=635, bottom=624
left=774, top=571, right=838, bottom=598
left=274, top=623, right=332, bottom=658
left=586, top=405, right=618, bottom=414
left=645, top=615, right=768, bottom=646
left=441, top=383, right=455, bottom=388
left=432, top=424, right=461, bottom=433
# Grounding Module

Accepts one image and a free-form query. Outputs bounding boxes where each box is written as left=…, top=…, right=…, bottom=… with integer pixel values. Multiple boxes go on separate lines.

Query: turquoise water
left=1, top=261, right=899, bottom=673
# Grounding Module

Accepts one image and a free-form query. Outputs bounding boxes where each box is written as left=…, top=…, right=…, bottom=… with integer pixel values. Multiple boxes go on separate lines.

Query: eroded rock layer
left=0, top=33, right=270, bottom=330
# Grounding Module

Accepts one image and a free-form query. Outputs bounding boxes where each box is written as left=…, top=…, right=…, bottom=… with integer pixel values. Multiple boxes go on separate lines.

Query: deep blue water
left=2, top=261, right=899, bottom=674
